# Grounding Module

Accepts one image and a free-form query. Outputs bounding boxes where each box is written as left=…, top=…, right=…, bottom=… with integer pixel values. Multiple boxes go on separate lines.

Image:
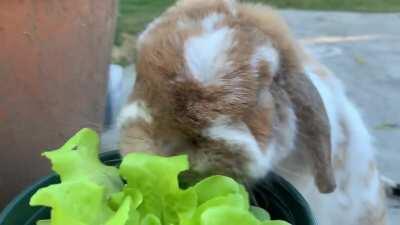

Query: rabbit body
left=118, top=1, right=388, bottom=224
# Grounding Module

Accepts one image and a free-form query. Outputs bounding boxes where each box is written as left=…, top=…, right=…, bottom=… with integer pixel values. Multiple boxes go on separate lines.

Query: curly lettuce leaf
left=42, top=128, right=123, bottom=193
left=163, top=188, right=197, bottom=224
left=192, top=175, right=247, bottom=206
left=120, top=153, right=188, bottom=194
left=30, top=129, right=291, bottom=225
left=31, top=181, right=113, bottom=225
left=30, top=128, right=127, bottom=225
left=140, top=214, right=161, bottom=225
left=106, top=197, right=135, bottom=225
left=119, top=153, right=190, bottom=219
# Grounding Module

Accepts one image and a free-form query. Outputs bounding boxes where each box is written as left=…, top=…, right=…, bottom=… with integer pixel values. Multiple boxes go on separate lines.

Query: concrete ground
left=103, top=10, right=400, bottom=224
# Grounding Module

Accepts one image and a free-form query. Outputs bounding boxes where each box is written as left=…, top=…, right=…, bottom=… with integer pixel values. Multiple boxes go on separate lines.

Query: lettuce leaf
left=106, top=197, right=135, bottom=225
left=30, top=128, right=127, bottom=225
left=30, top=128, right=291, bottom=225
left=120, top=153, right=194, bottom=224
left=30, top=181, right=113, bottom=225
left=41, top=128, right=123, bottom=193
left=192, top=176, right=242, bottom=205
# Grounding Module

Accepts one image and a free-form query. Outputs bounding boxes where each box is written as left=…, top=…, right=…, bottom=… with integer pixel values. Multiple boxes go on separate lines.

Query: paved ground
left=103, top=10, right=400, bottom=224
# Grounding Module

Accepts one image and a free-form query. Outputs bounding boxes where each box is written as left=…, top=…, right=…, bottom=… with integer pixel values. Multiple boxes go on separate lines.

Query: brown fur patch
left=243, top=105, right=273, bottom=150
left=191, top=138, right=251, bottom=180
left=119, top=119, right=155, bottom=155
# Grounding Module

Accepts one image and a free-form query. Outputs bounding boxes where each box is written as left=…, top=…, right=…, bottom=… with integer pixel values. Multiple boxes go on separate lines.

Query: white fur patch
left=184, top=26, right=234, bottom=84
left=117, top=101, right=152, bottom=128
left=203, top=116, right=274, bottom=178
left=282, top=107, right=297, bottom=154
left=202, top=13, right=224, bottom=32
left=251, top=44, right=280, bottom=76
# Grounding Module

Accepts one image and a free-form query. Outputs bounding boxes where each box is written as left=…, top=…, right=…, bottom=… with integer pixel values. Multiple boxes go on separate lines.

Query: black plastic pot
left=0, top=151, right=316, bottom=225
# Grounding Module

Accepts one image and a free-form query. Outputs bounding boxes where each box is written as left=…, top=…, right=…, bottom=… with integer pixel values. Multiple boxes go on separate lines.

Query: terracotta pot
left=0, top=0, right=117, bottom=208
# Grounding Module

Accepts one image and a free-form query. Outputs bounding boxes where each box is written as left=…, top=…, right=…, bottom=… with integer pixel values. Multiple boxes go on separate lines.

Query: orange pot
left=0, top=0, right=117, bottom=208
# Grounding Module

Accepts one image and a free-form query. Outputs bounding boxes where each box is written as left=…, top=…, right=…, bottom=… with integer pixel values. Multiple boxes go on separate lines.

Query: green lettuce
left=30, top=128, right=290, bottom=225
left=30, top=128, right=127, bottom=225
left=39, top=128, right=123, bottom=193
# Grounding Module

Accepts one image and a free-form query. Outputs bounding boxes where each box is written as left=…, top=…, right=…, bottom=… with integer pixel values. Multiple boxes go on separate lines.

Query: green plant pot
left=0, top=151, right=316, bottom=225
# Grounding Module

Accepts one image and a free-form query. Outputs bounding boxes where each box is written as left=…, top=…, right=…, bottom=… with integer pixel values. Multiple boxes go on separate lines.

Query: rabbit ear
left=276, top=72, right=336, bottom=193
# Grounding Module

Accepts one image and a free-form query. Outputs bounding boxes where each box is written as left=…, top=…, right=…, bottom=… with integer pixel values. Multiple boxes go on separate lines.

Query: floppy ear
left=276, top=72, right=336, bottom=193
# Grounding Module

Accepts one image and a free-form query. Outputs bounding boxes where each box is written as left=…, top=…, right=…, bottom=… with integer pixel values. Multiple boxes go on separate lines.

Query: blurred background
left=0, top=1, right=399, bottom=223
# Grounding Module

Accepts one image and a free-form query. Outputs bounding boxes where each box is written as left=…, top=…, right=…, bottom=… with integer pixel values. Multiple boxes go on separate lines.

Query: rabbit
left=117, top=0, right=398, bottom=224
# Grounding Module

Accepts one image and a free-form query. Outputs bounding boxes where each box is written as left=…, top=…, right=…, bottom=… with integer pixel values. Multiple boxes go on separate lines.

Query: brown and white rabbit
left=117, top=0, right=397, bottom=224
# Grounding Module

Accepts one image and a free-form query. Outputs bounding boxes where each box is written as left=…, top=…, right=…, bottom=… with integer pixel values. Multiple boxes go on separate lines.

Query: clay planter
left=0, top=0, right=117, bottom=208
